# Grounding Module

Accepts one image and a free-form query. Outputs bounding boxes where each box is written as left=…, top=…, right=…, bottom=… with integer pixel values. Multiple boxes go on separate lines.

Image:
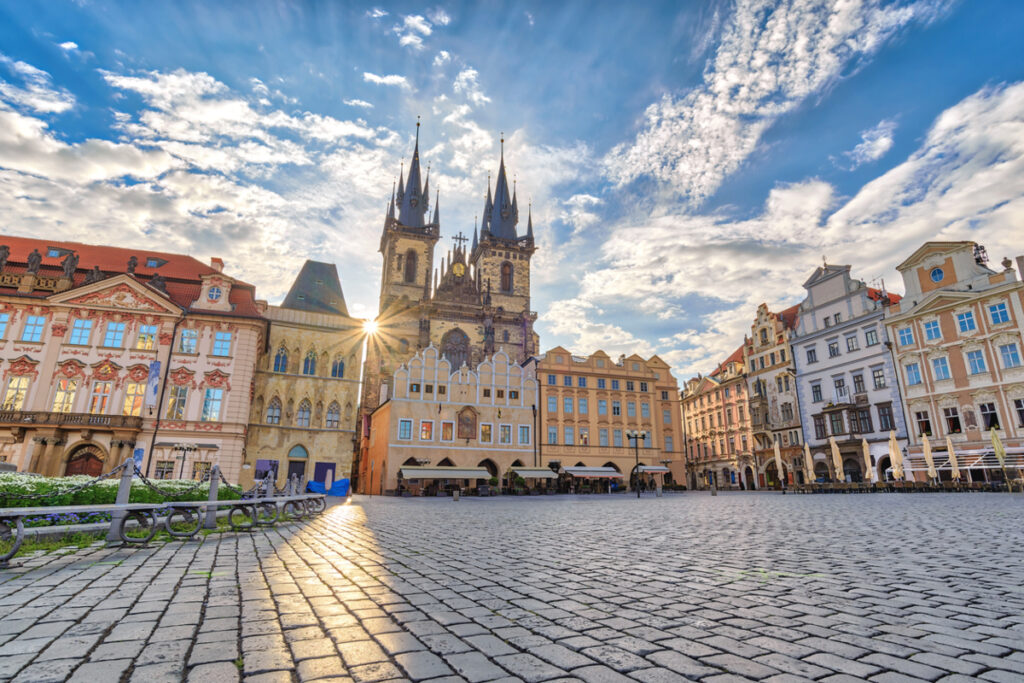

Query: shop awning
left=511, top=467, right=558, bottom=480
left=399, top=466, right=491, bottom=480
left=637, top=465, right=670, bottom=473
left=563, top=466, right=623, bottom=479
left=905, top=447, right=1024, bottom=472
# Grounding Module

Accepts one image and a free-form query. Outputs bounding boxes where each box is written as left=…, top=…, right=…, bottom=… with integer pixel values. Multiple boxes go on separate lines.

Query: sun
left=363, top=319, right=379, bottom=335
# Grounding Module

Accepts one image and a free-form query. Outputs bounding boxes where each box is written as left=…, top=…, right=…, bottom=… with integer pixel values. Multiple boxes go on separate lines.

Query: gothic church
left=360, top=124, right=539, bottom=415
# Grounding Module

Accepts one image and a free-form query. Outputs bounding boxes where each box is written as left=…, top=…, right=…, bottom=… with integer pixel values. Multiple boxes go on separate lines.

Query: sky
left=1, top=0, right=1023, bottom=382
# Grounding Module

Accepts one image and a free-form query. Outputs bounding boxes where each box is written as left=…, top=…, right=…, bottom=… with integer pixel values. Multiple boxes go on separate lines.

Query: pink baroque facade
left=0, top=236, right=265, bottom=483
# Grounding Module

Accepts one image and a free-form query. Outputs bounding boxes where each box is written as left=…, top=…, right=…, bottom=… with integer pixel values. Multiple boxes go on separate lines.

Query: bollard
left=656, top=484, right=663, bottom=498
left=204, top=465, right=220, bottom=530
left=711, top=480, right=718, bottom=497
left=106, top=457, right=136, bottom=542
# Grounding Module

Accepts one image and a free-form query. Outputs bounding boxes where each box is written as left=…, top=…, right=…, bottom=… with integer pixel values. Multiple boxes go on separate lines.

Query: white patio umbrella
left=945, top=436, right=961, bottom=481
left=773, top=440, right=785, bottom=489
left=861, top=438, right=874, bottom=484
left=829, top=437, right=845, bottom=482
left=803, top=442, right=816, bottom=484
left=889, top=431, right=904, bottom=480
left=922, top=433, right=937, bottom=482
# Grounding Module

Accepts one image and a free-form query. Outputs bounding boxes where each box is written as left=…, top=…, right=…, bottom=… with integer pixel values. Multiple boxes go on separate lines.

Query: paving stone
left=66, top=659, right=132, bottom=682
left=10, top=658, right=80, bottom=683
left=445, top=651, right=509, bottom=682
left=187, top=661, right=241, bottom=682
left=297, top=656, right=348, bottom=680
left=579, top=645, right=650, bottom=673
left=492, top=654, right=566, bottom=682
left=644, top=650, right=718, bottom=678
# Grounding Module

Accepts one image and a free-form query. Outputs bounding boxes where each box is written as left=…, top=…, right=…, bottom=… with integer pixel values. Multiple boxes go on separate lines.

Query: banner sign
left=145, top=361, right=161, bottom=409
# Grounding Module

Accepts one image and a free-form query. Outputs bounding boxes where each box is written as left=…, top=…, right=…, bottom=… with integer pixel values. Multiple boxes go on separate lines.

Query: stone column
left=41, top=438, right=64, bottom=477
left=107, top=440, right=123, bottom=472
left=27, top=437, right=47, bottom=473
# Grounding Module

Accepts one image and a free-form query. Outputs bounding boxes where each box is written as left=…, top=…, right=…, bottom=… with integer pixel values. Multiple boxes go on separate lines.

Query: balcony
left=0, top=411, right=144, bottom=430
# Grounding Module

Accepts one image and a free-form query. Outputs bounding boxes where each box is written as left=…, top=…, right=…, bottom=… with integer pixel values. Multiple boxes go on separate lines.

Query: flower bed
left=0, top=473, right=243, bottom=509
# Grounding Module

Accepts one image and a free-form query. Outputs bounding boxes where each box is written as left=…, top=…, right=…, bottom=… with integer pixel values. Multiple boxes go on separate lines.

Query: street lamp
left=172, top=443, right=198, bottom=480
left=626, top=429, right=648, bottom=499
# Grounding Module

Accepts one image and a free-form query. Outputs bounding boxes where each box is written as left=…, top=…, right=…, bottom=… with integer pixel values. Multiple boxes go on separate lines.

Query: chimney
left=210, top=257, right=224, bottom=273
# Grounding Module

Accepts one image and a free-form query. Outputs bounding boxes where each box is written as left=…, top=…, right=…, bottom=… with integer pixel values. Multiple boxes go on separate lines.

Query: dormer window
left=47, top=248, right=61, bottom=258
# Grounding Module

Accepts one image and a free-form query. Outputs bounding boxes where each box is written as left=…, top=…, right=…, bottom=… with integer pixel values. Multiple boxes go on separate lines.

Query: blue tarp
left=307, top=479, right=350, bottom=497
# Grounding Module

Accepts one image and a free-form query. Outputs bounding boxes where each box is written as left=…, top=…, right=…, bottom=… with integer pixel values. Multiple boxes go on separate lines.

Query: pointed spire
left=423, top=163, right=430, bottom=212
left=397, top=119, right=427, bottom=227
left=472, top=220, right=479, bottom=250
left=481, top=179, right=493, bottom=235
left=386, top=181, right=396, bottom=222
left=397, top=162, right=405, bottom=199
left=512, top=176, right=519, bottom=224
left=431, top=189, right=440, bottom=226
left=488, top=134, right=518, bottom=240
left=526, top=201, right=534, bottom=242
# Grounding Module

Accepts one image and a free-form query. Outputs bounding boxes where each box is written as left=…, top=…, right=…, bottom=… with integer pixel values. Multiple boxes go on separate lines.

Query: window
left=811, top=384, right=822, bottom=402
left=979, top=403, right=1000, bottom=431
left=398, top=419, right=413, bottom=440
left=1012, top=398, right=1024, bottom=428
left=829, top=412, right=844, bottom=436
left=612, top=401, right=621, bottom=416
left=599, top=428, right=609, bottom=446
left=201, top=388, right=223, bottom=422
left=924, top=321, right=941, bottom=341
left=331, top=358, right=345, bottom=378
left=563, top=426, right=574, bottom=445
left=725, top=387, right=731, bottom=398
left=578, top=377, right=587, bottom=388
left=834, top=313, right=842, bottom=324
left=123, top=382, right=145, bottom=417
left=665, top=436, right=674, bottom=452
left=137, top=325, right=157, bottom=350
left=420, top=421, right=434, bottom=440
left=598, top=399, right=608, bottom=416
left=411, top=383, right=422, bottom=393
left=856, top=409, right=872, bottom=433
left=326, top=403, right=340, bottom=429
left=212, top=332, right=232, bottom=356
left=598, top=378, right=607, bottom=389
left=295, top=401, right=311, bottom=428
left=898, top=328, right=914, bottom=346
left=89, top=381, right=112, bottom=414
left=155, top=461, right=175, bottom=480
left=564, top=375, right=572, bottom=386
left=69, top=319, right=92, bottom=345
left=547, top=374, right=556, bottom=385
left=579, top=398, right=588, bottom=415
left=52, top=378, right=78, bottom=413
left=957, top=311, right=976, bottom=333
left=627, top=401, right=636, bottom=417
left=547, top=396, right=557, bottom=413
left=499, top=425, right=512, bottom=444
left=663, top=409, right=670, bottom=425
left=872, top=368, right=886, bottom=390
left=509, top=390, right=519, bottom=400
left=828, top=341, right=840, bottom=358
left=626, top=381, right=635, bottom=391
left=179, top=329, right=198, bottom=354
left=999, top=343, right=1022, bottom=368
left=878, top=404, right=894, bottom=431
left=192, top=462, right=212, bottom=481
left=915, top=410, right=932, bottom=437
left=989, top=302, right=1010, bottom=325
left=403, top=249, right=417, bottom=283
left=905, top=363, right=922, bottom=385
left=21, top=316, right=45, bottom=343
left=943, top=407, right=962, bottom=434
left=0, top=313, right=8, bottom=339
left=781, top=403, right=794, bottom=422
left=266, top=399, right=281, bottom=425
left=931, top=357, right=951, bottom=381
left=846, top=336, right=859, bottom=352
left=273, top=347, right=288, bottom=373
left=967, top=350, right=987, bottom=374
left=563, top=397, right=574, bottom=414
left=613, top=429, right=623, bottom=447
left=824, top=317, right=832, bottom=328
left=813, top=415, right=826, bottom=439
left=500, top=262, right=513, bottom=292
left=518, top=425, right=530, bottom=445
left=547, top=426, right=557, bottom=445
left=853, top=374, right=865, bottom=394
left=166, top=386, right=188, bottom=419
left=641, top=402, right=650, bottom=419
left=640, top=382, right=648, bottom=392
left=480, top=424, right=492, bottom=443
left=439, top=385, right=447, bottom=395
left=102, top=322, right=125, bottom=348
left=611, top=380, right=620, bottom=390
left=865, top=329, right=879, bottom=346
left=805, top=347, right=818, bottom=364
left=428, top=385, right=437, bottom=395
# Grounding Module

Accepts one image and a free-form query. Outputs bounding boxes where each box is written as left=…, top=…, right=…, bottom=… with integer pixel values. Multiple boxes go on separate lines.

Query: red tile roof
left=0, top=235, right=262, bottom=318
left=867, top=287, right=902, bottom=304
left=710, top=344, right=745, bottom=377
left=778, top=304, right=800, bottom=329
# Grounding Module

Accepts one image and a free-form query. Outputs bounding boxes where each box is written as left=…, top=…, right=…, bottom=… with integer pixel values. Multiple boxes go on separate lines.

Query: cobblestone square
left=2, top=492, right=1023, bottom=682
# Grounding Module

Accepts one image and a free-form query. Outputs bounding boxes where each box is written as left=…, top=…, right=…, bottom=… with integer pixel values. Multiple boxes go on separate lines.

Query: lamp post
left=626, top=429, right=647, bottom=499
left=173, top=443, right=197, bottom=480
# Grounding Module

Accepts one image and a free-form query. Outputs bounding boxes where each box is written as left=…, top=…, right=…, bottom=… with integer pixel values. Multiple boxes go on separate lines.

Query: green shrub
left=0, top=473, right=242, bottom=508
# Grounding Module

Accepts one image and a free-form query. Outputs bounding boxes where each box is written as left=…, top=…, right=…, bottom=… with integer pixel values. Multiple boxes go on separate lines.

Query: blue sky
left=2, top=0, right=1023, bottom=379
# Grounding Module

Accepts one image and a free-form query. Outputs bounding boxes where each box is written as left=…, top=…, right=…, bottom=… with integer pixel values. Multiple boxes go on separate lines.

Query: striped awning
left=563, top=466, right=623, bottom=479
left=399, top=467, right=491, bottom=480
left=511, top=467, right=558, bottom=480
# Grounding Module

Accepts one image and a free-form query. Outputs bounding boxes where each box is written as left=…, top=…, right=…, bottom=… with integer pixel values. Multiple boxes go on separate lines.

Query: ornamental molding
left=90, top=359, right=122, bottom=386
left=169, top=366, right=197, bottom=388
left=53, top=359, right=87, bottom=381
left=126, top=364, right=150, bottom=383
left=64, top=282, right=169, bottom=313
left=921, top=254, right=946, bottom=270
left=202, top=369, right=232, bottom=392
left=4, top=355, right=39, bottom=381
left=50, top=323, right=68, bottom=338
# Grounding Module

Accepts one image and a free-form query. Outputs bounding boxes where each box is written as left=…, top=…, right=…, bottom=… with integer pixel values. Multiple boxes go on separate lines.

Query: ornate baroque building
left=358, top=126, right=539, bottom=487
left=245, top=261, right=364, bottom=488
left=0, top=237, right=264, bottom=482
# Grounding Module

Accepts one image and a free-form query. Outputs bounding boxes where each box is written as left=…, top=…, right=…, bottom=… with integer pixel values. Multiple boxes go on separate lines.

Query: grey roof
left=396, top=125, right=428, bottom=228
left=281, top=260, right=350, bottom=316
left=488, top=146, right=518, bottom=240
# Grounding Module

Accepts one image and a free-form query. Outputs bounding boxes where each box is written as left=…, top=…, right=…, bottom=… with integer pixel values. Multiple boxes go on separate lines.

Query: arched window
left=500, top=262, right=513, bottom=292
left=302, top=351, right=316, bottom=376
left=759, top=328, right=768, bottom=343
left=266, top=398, right=281, bottom=425
left=331, top=357, right=345, bottom=378
left=441, top=328, right=470, bottom=371
left=326, top=402, right=341, bottom=428
left=502, top=330, right=509, bottom=343
left=273, top=347, right=288, bottom=373
left=404, top=249, right=417, bottom=283
left=296, top=400, right=311, bottom=427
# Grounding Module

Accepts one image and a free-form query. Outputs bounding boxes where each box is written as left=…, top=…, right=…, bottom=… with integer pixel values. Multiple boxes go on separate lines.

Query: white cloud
left=0, top=53, right=76, bottom=113
left=344, top=98, right=374, bottom=108
left=605, top=0, right=953, bottom=205
left=842, top=118, right=897, bottom=168
left=363, top=71, right=411, bottom=89
left=560, top=194, right=602, bottom=236
left=366, top=8, right=387, bottom=19
left=540, top=298, right=656, bottom=359
left=525, top=12, right=534, bottom=27
left=428, top=8, right=451, bottom=26
left=433, top=50, right=451, bottom=68
left=59, top=41, right=78, bottom=51
left=393, top=14, right=433, bottom=50
left=452, top=68, right=490, bottom=107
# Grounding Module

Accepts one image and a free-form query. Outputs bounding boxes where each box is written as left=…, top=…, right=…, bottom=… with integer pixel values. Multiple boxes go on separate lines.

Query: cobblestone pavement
left=2, top=492, right=1024, bottom=683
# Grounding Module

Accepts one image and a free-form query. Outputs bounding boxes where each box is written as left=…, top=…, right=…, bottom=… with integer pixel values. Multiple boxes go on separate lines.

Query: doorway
left=288, top=460, right=307, bottom=480
left=313, top=462, right=335, bottom=483
left=65, top=446, right=103, bottom=476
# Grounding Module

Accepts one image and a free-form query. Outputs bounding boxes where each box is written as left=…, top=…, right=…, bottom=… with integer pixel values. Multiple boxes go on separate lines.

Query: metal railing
left=0, top=411, right=144, bottom=429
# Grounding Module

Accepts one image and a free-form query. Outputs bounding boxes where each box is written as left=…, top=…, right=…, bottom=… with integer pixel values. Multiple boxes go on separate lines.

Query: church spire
left=386, top=181, right=396, bottom=222
left=431, top=189, right=440, bottom=226
left=397, top=119, right=428, bottom=228
left=526, top=201, right=534, bottom=242
left=472, top=219, right=478, bottom=251
left=488, top=133, right=518, bottom=240
left=481, top=177, right=493, bottom=236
